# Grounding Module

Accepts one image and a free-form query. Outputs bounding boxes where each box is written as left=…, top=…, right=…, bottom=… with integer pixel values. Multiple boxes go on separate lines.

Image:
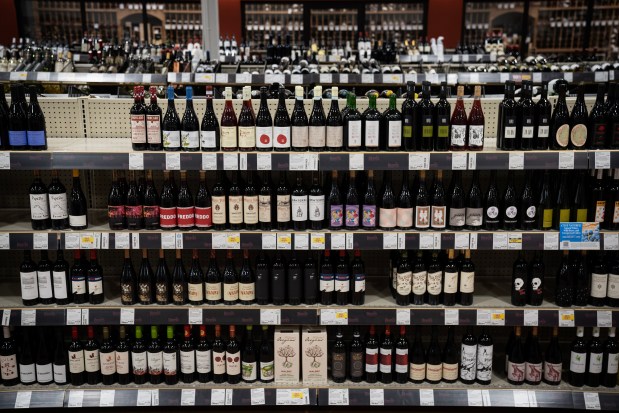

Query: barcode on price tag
left=251, top=388, right=265, bottom=405
left=420, top=389, right=434, bottom=406
left=120, top=308, right=134, bottom=325
left=369, top=389, right=384, bottom=406
left=260, top=309, right=281, bottom=325
left=181, top=389, right=195, bottom=406
left=584, top=392, right=601, bottom=410
left=328, top=389, right=349, bottom=406
left=559, top=309, right=575, bottom=327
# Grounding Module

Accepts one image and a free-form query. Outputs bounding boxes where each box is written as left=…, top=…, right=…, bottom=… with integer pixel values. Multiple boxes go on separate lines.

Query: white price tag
left=405, top=73, right=417, bottom=83
left=420, top=389, right=434, bottom=407
left=491, top=309, right=506, bottom=326
left=444, top=309, right=459, bottom=325
left=369, top=389, right=384, bottom=406
left=2, top=310, right=10, bottom=326
left=291, top=74, right=303, bottom=84
left=101, top=233, right=109, bottom=249
left=476, top=309, right=491, bottom=325
left=469, top=73, right=480, bottom=84
left=558, top=152, right=574, bottom=170
left=455, top=233, right=470, bottom=249
left=564, top=72, right=573, bottom=82
left=427, top=73, right=439, bottom=84
left=114, top=232, right=130, bottom=249
left=383, top=233, right=397, bottom=250
left=202, top=153, right=217, bottom=170
left=129, top=153, right=144, bottom=170
left=165, top=153, right=181, bottom=170
left=544, top=232, right=559, bottom=250
left=396, top=309, right=410, bottom=325
left=236, top=73, right=251, bottom=84
left=260, top=309, right=281, bottom=325
left=311, top=233, right=326, bottom=250
left=68, top=390, right=84, bottom=408
left=595, top=72, right=609, bottom=83
left=212, top=233, right=227, bottom=249
left=81, top=308, right=89, bottom=325
left=340, top=74, right=348, bottom=83
left=131, top=233, right=139, bottom=249
left=597, top=310, right=612, bottom=327
left=264, top=74, right=284, bottom=84
left=161, top=232, right=176, bottom=249
left=223, top=153, right=239, bottom=170
left=33, top=233, right=48, bottom=250
left=251, top=388, right=265, bottom=405
left=528, top=391, right=538, bottom=408
left=508, top=233, right=523, bottom=250
left=65, top=233, right=80, bottom=249
left=320, top=74, right=333, bottom=84
left=500, top=73, right=510, bottom=83
left=211, top=389, right=225, bottom=406
left=66, top=309, right=82, bottom=325
left=559, top=309, right=575, bottom=327
left=467, top=390, right=483, bottom=407
left=470, top=233, right=478, bottom=250
left=385, top=74, right=403, bottom=84
left=321, top=309, right=348, bottom=325
left=276, top=389, right=308, bottom=406
left=468, top=153, right=477, bottom=170
left=239, top=153, right=248, bottom=170
left=257, top=153, right=272, bottom=170
left=419, top=233, right=434, bottom=250
left=261, top=233, right=276, bottom=250
left=509, top=152, right=524, bottom=170
left=346, top=233, right=354, bottom=250
left=451, top=153, right=467, bottom=170
left=188, top=308, right=203, bottom=325
left=99, top=390, right=115, bottom=407
left=482, top=390, right=491, bottom=406
left=604, top=233, right=619, bottom=251
left=181, top=389, right=196, bottom=406
left=295, top=233, right=309, bottom=250
left=493, top=233, right=508, bottom=250
left=79, top=233, right=96, bottom=249
left=213, top=73, right=226, bottom=83
left=595, top=151, right=611, bottom=169
left=362, top=74, right=373, bottom=84
left=0, top=233, right=9, bottom=250
left=409, top=153, right=430, bottom=170
left=329, top=389, right=349, bottom=406
left=397, top=233, right=406, bottom=250
left=227, top=233, right=240, bottom=249
left=151, top=389, right=159, bottom=406
left=0, top=152, right=10, bottom=169
left=120, top=308, right=135, bottom=325
left=14, top=391, right=31, bottom=409
left=290, top=154, right=312, bottom=171
left=331, top=233, right=346, bottom=250
left=21, top=309, right=36, bottom=326
left=524, top=310, right=538, bottom=326
left=277, top=233, right=292, bottom=250
left=176, top=233, right=183, bottom=250
left=137, top=390, right=151, bottom=406
left=225, top=389, right=233, bottom=405
left=533, top=73, right=542, bottom=83
left=349, top=153, right=364, bottom=170
left=584, top=392, right=601, bottom=410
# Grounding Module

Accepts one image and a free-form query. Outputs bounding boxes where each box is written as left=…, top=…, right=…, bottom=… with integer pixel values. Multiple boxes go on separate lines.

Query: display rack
left=364, top=2, right=425, bottom=43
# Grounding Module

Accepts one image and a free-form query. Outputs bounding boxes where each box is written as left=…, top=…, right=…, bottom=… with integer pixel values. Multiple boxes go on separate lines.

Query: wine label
left=181, top=130, right=200, bottom=149
left=292, top=126, right=309, bottom=148
left=355, top=274, right=366, bottom=292
left=101, top=351, right=116, bottom=375
left=396, top=271, right=413, bottom=295
left=412, top=271, right=426, bottom=295
left=460, top=271, right=475, bottom=293
left=543, top=361, right=562, bottom=383
left=30, top=194, right=50, bottom=220
left=320, top=273, right=334, bottom=292
left=613, top=202, right=619, bottom=223
left=346, top=205, right=360, bottom=227
left=486, top=205, right=499, bottom=221
left=226, top=350, right=241, bottom=375
left=27, top=130, right=46, bottom=146
left=362, top=205, right=376, bottom=227
left=365, top=348, right=378, bottom=373
left=147, top=351, right=163, bottom=375
left=608, top=273, right=619, bottom=299
left=224, top=282, right=239, bottom=302
left=396, top=207, right=413, bottom=228
left=72, top=277, right=86, bottom=296
left=365, top=120, right=380, bottom=147
left=443, top=362, right=458, bottom=381
left=395, top=348, right=408, bottom=373
left=143, top=205, right=159, bottom=227
left=347, top=120, right=362, bottom=147
left=541, top=208, right=553, bottom=229
left=403, top=115, right=413, bottom=139
left=522, top=115, right=534, bottom=139
left=335, top=274, right=350, bottom=292
left=426, top=363, right=442, bottom=381
left=415, top=205, right=430, bottom=228
left=388, top=120, right=402, bottom=147
left=555, top=124, right=570, bottom=147
left=242, top=361, right=257, bottom=381
left=188, top=282, right=204, bottom=302
left=309, top=195, right=325, bottom=221
left=292, top=195, right=308, bottom=221
left=256, top=126, right=273, bottom=148
left=379, top=348, right=392, bottom=373
left=195, top=206, right=212, bottom=228
left=330, top=205, right=344, bottom=227
left=84, top=349, right=100, bottom=372
left=258, top=195, right=271, bottom=223
left=239, top=282, right=255, bottom=301
left=205, top=282, right=222, bottom=301
left=19, top=363, right=36, bottom=383
left=212, top=196, right=226, bottom=225
left=238, top=126, right=256, bottom=149
left=20, top=271, right=38, bottom=300
left=159, top=205, right=177, bottom=228
left=410, top=362, right=425, bottom=381
left=228, top=195, right=243, bottom=224
left=460, top=344, right=477, bottom=381
left=163, top=352, right=177, bottom=376
left=147, top=114, right=162, bottom=144
left=379, top=207, right=396, bottom=228
left=588, top=351, right=603, bottom=374
left=422, top=116, right=433, bottom=138
left=570, top=351, right=586, bottom=374
left=177, top=206, right=195, bottom=228
left=196, top=350, right=212, bottom=373
left=504, top=116, right=516, bottom=139
left=332, top=352, right=346, bottom=379
left=260, top=360, right=274, bottom=380
left=350, top=351, right=364, bottom=378
left=449, top=207, right=466, bottom=227
left=444, top=272, right=458, bottom=294
left=466, top=207, right=483, bottom=227
left=88, top=279, right=103, bottom=296
left=438, top=115, right=449, bottom=138
left=507, top=361, right=525, bottom=383
left=538, top=124, right=549, bottom=138
left=220, top=126, right=237, bottom=149
left=476, top=344, right=493, bottom=381
left=607, top=352, right=619, bottom=374
left=49, top=193, right=68, bottom=219
left=53, top=363, right=67, bottom=384
left=273, top=126, right=291, bottom=149
left=469, top=125, right=484, bottom=146
left=0, top=355, right=17, bottom=380
left=309, top=125, right=325, bottom=148
left=505, top=205, right=518, bottom=219
left=524, top=361, right=542, bottom=383
left=241, top=196, right=258, bottom=225
left=591, top=273, right=608, bottom=298
left=525, top=205, right=537, bottom=219
left=131, top=114, right=147, bottom=143
left=163, top=130, right=181, bottom=149
left=213, top=351, right=226, bottom=375
left=451, top=125, right=466, bottom=147
left=430, top=205, right=446, bottom=228
left=38, top=270, right=53, bottom=299
left=427, top=271, right=442, bottom=295
left=69, top=350, right=85, bottom=373
left=131, top=351, right=147, bottom=376
left=180, top=350, right=195, bottom=374
left=326, top=125, right=343, bottom=148
left=277, top=195, right=291, bottom=223
left=594, top=201, right=605, bottom=223
left=8, top=130, right=27, bottom=146
left=570, top=124, right=587, bottom=147
left=116, top=351, right=129, bottom=375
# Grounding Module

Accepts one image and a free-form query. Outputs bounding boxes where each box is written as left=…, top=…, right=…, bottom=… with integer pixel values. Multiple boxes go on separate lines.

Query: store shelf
left=398, top=54, right=496, bottom=63
left=0, top=72, right=167, bottom=85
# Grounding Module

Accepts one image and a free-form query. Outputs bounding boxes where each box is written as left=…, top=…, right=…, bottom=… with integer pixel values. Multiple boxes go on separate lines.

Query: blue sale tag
left=559, top=222, right=600, bottom=250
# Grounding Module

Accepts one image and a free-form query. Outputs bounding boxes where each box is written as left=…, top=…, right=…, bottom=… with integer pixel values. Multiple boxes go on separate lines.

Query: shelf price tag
left=597, top=310, right=612, bottom=327
left=132, top=233, right=140, bottom=249
left=120, top=308, right=135, bottom=325
left=161, top=233, right=176, bottom=249
left=262, top=233, right=276, bottom=250
left=81, top=309, right=90, bottom=325
left=476, top=309, right=491, bottom=325
left=114, top=232, right=130, bottom=249
left=467, top=390, right=483, bottom=407
left=559, top=152, right=574, bottom=170
left=419, top=389, right=434, bottom=407
left=136, top=390, right=152, bottom=407
left=349, top=153, right=364, bottom=170
left=383, top=233, right=398, bottom=250
left=331, top=233, right=346, bottom=250
left=151, top=389, right=159, bottom=406
left=311, top=233, right=326, bottom=250
left=202, top=153, right=217, bottom=171
left=181, top=389, right=196, bottom=406
left=276, top=389, right=308, bottom=406
left=277, top=233, right=292, bottom=250
left=68, top=390, right=84, bottom=408
left=454, top=233, right=470, bottom=249
left=559, top=309, right=575, bottom=327
left=101, top=233, right=109, bottom=249
left=0, top=233, right=8, bottom=250
left=0, top=152, right=10, bottom=170
left=64, top=233, right=80, bottom=250
left=419, top=233, right=434, bottom=250
left=584, top=392, right=601, bottom=410
left=468, top=153, right=477, bottom=170
left=227, top=233, right=240, bottom=249
left=129, top=153, right=144, bottom=170
left=212, top=233, right=227, bottom=249
left=21, top=310, right=36, bottom=326
left=99, top=390, right=115, bottom=407
left=361, top=74, right=373, bottom=84
left=604, top=233, right=619, bottom=251
left=321, top=309, right=348, bottom=325
left=66, top=309, right=82, bottom=325
left=165, top=153, right=181, bottom=170
left=493, top=233, right=508, bottom=250
left=294, top=233, right=309, bottom=250
left=79, top=233, right=97, bottom=249
left=225, top=389, right=233, bottom=405
left=211, top=389, right=225, bottom=406
left=251, top=388, right=265, bottom=405
left=527, top=391, right=538, bottom=408
left=524, top=310, right=538, bottom=326
left=397, top=233, right=406, bottom=250
left=188, top=308, right=203, bottom=325
left=491, top=310, right=505, bottom=326
left=14, top=391, right=32, bottom=409
left=544, top=232, right=559, bottom=250
left=257, top=153, right=271, bottom=170
left=509, top=152, right=524, bottom=170
left=508, top=233, right=522, bottom=250
left=223, top=153, right=238, bottom=171
left=260, top=309, right=281, bottom=325
left=385, top=74, right=403, bottom=84
left=328, top=389, right=349, bottom=406
left=444, top=309, right=459, bottom=325
left=239, top=153, right=248, bottom=170
left=396, top=309, right=411, bottom=325
left=339, top=74, right=348, bottom=83
left=319, top=74, right=333, bottom=84
left=291, top=74, right=303, bottom=84
left=369, top=389, right=384, bottom=406
left=451, top=153, right=467, bottom=170
left=2, top=310, right=10, bottom=326
left=408, top=153, right=430, bottom=170
left=470, top=233, right=478, bottom=250
left=594, top=151, right=611, bottom=169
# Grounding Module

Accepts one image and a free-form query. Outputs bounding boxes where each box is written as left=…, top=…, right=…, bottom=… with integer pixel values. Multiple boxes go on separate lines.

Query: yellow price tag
left=81, top=236, right=94, bottom=244
left=291, top=392, right=304, bottom=399
left=491, top=313, right=505, bottom=320
left=335, top=311, right=348, bottom=319
left=278, top=235, right=291, bottom=244
left=521, top=74, right=531, bottom=81
left=312, top=236, right=325, bottom=244
left=561, top=314, right=574, bottom=321
left=228, top=236, right=240, bottom=244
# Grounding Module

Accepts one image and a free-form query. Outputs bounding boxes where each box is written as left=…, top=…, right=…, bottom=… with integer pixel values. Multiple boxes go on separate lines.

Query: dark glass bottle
left=327, top=170, right=343, bottom=230
left=589, top=84, right=609, bottom=149
left=35, top=251, right=53, bottom=305
left=550, top=81, right=570, bottom=150
left=68, top=326, right=85, bottom=386
left=254, top=251, right=269, bottom=305
left=273, top=87, right=291, bottom=151
left=226, top=326, right=241, bottom=384
left=256, top=86, right=273, bottom=151
left=223, top=250, right=239, bottom=305
left=442, top=249, right=458, bottom=306
left=537, top=171, right=554, bottom=230
left=228, top=171, right=243, bottom=230
left=171, top=249, right=187, bottom=305
left=535, top=81, right=552, bottom=149
left=468, top=85, right=485, bottom=150
left=141, top=170, right=159, bottom=230
left=52, top=250, right=70, bottom=305
left=395, top=251, right=411, bottom=306
left=120, top=249, right=137, bottom=305
left=162, top=326, right=178, bottom=385
left=241, top=326, right=257, bottom=383
left=130, top=326, right=147, bottom=385
left=0, top=88, right=9, bottom=149
left=115, top=326, right=130, bottom=385
left=308, top=85, right=326, bottom=151
left=401, top=81, right=418, bottom=150
left=26, top=87, right=47, bottom=150
left=351, top=250, right=365, bottom=305
left=291, top=173, right=308, bottom=231
left=276, top=173, right=291, bottom=230
left=501, top=171, right=518, bottom=230
left=87, top=250, right=103, bottom=304
left=8, top=84, right=27, bottom=150
left=362, top=170, right=377, bottom=230
left=528, top=252, right=545, bottom=306
left=411, top=251, right=426, bottom=306
left=84, top=326, right=101, bottom=385
left=590, top=253, right=608, bottom=307
left=459, top=250, right=475, bottom=306
left=345, top=171, right=360, bottom=229
left=320, top=250, right=334, bottom=305
left=379, top=170, right=397, bottom=230
left=396, top=172, right=413, bottom=230
left=48, top=170, right=69, bottom=230
left=506, top=326, right=525, bottom=385
left=154, top=249, right=170, bottom=305
left=243, top=172, right=258, bottom=230
left=146, top=86, right=163, bottom=150
left=511, top=252, right=528, bottom=306
left=572, top=171, right=589, bottom=223
left=543, top=327, right=563, bottom=385
left=108, top=171, right=125, bottom=230
left=325, top=86, right=343, bottom=151
left=286, top=252, right=302, bottom=305
left=211, top=170, right=226, bottom=231
left=363, top=93, right=382, bottom=150
left=196, top=325, right=212, bottom=383
left=383, top=93, right=402, bottom=151
left=602, top=327, right=618, bottom=388
left=520, top=171, right=537, bottom=229
left=586, top=327, right=604, bottom=387
left=29, top=172, right=50, bottom=231
left=344, top=94, right=362, bottom=150
left=179, top=325, right=195, bottom=384
left=147, top=326, right=163, bottom=384
left=430, top=170, right=446, bottom=229
left=69, top=169, right=88, bottom=230
left=238, top=86, right=256, bottom=151
left=414, top=170, right=430, bottom=229
left=417, top=81, right=434, bottom=151
left=574, top=251, right=591, bottom=307
left=259, top=171, right=273, bottom=231
left=498, top=81, right=517, bottom=150
left=379, top=325, right=394, bottom=384
left=259, top=326, right=274, bottom=383
left=448, top=171, right=466, bottom=230
left=425, top=326, right=442, bottom=384
left=162, top=86, right=181, bottom=151
left=271, top=252, right=286, bottom=305
left=290, top=86, right=308, bottom=151
left=555, top=250, right=574, bottom=307
left=569, top=326, right=587, bottom=387
left=450, top=85, right=468, bottom=151
left=460, top=326, right=477, bottom=384
left=34, top=328, right=52, bottom=385
left=331, top=328, right=347, bottom=383
left=427, top=252, right=442, bottom=306
left=518, top=80, right=535, bottom=150
left=365, top=325, right=379, bottom=383
left=199, top=86, right=220, bottom=151
left=302, top=253, right=318, bottom=305
left=442, top=326, right=459, bottom=383
left=187, top=249, right=204, bottom=305
left=239, top=249, right=256, bottom=305
left=524, top=327, right=542, bottom=385
left=52, top=329, right=68, bottom=385
left=309, top=172, right=325, bottom=230
left=220, top=87, right=238, bottom=151
left=484, top=170, right=500, bottom=230
left=334, top=250, right=350, bottom=305
left=126, top=171, right=144, bottom=230
left=350, top=327, right=364, bottom=383
left=203, top=250, right=221, bottom=305
left=212, top=325, right=226, bottom=384
left=70, top=251, right=86, bottom=304
left=409, top=327, right=425, bottom=383
left=130, top=86, right=147, bottom=150
left=570, top=83, right=589, bottom=150
left=99, top=326, right=116, bottom=385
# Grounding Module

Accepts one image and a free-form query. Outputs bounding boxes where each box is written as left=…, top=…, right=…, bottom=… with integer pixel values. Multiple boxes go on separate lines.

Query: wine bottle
left=401, top=81, right=417, bottom=150
left=376, top=170, right=397, bottom=230
left=511, top=252, right=528, bottom=306
left=409, top=326, right=425, bottom=383
left=241, top=326, right=257, bottom=383
left=67, top=327, right=85, bottom=386
left=87, top=250, right=104, bottom=304
left=286, top=252, right=301, bottom=305
left=68, top=169, right=88, bottom=230
left=154, top=249, right=170, bottom=305
left=196, top=325, right=212, bottom=383
left=114, top=326, right=130, bottom=385
left=555, top=250, right=574, bottom=307
left=518, top=80, right=535, bottom=150
left=502, top=170, right=518, bottom=230
left=212, top=325, right=226, bottom=384
left=543, top=327, right=562, bottom=385
left=8, top=84, right=27, bottom=150
left=589, top=84, right=609, bottom=149
left=211, top=170, right=226, bottom=231
left=605, top=169, right=618, bottom=230
left=290, top=85, right=309, bottom=151
left=443, top=249, right=458, bottom=306
left=331, top=328, right=347, bottom=383
left=276, top=173, right=291, bottom=230
left=390, top=325, right=408, bottom=384
left=320, top=250, right=334, bottom=305
left=70, top=251, right=86, bottom=304
left=484, top=170, right=500, bottom=230
left=343, top=171, right=360, bottom=229
left=228, top=171, right=243, bottom=230
left=108, top=171, right=125, bottom=230
left=309, top=85, right=326, bottom=151
left=99, top=326, right=116, bottom=385
left=20, top=251, right=38, bottom=306
left=238, top=85, right=256, bottom=151
left=448, top=171, right=466, bottom=230
left=84, top=326, right=101, bottom=385
left=350, top=328, right=364, bottom=383
left=425, top=326, right=442, bottom=384
left=143, top=170, right=159, bottom=230
left=395, top=172, right=413, bottom=229
left=537, top=171, right=553, bottom=230
left=162, top=326, right=178, bottom=385
left=525, top=327, right=542, bottom=385
left=520, top=171, right=537, bottom=230
left=0, top=89, right=8, bottom=150
left=460, top=327, right=477, bottom=384
left=412, top=251, right=426, bottom=306
left=130, top=86, right=147, bottom=150
left=550, top=81, right=570, bottom=150
left=120, top=249, right=136, bottom=305
left=47, top=170, right=68, bottom=230
left=363, top=93, right=381, bottom=150
left=590, top=169, right=606, bottom=226
left=187, top=249, right=204, bottom=305
left=587, top=327, right=604, bottom=387
left=602, top=327, right=618, bottom=388
left=37, top=251, right=53, bottom=304
left=574, top=251, right=590, bottom=307
left=535, top=81, right=552, bottom=149
left=24, top=88, right=46, bottom=149
left=171, top=249, right=187, bottom=305
left=335, top=250, right=350, bottom=305
left=415, top=81, right=434, bottom=151
left=309, top=172, right=325, bottom=230
left=162, top=86, right=181, bottom=151
left=203, top=250, right=221, bottom=305
left=498, top=81, right=517, bottom=150
left=430, top=170, right=446, bottom=229
left=427, top=252, right=442, bottom=306
left=147, top=326, right=163, bottom=384
left=173, top=171, right=193, bottom=229
left=468, top=85, right=485, bottom=150
left=450, top=85, right=467, bottom=150
left=271, top=252, right=286, bottom=305
left=259, top=326, right=274, bottom=383
left=348, top=250, right=366, bottom=305
left=384, top=93, right=403, bottom=151
left=291, top=173, right=308, bottom=231
left=239, top=249, right=256, bottom=305
left=273, top=87, right=291, bottom=151
left=466, top=171, right=483, bottom=230
left=442, top=326, right=458, bottom=383
left=256, top=86, right=273, bottom=151
left=507, top=325, right=525, bottom=385
left=327, top=170, right=343, bottom=230
left=395, top=251, right=412, bottom=306
left=179, top=325, right=195, bottom=384
left=591, top=253, right=608, bottom=306
left=414, top=170, right=430, bottom=229
left=379, top=325, right=394, bottom=384
left=146, top=86, right=163, bottom=150
left=223, top=250, right=239, bottom=305
left=126, top=171, right=144, bottom=230
left=130, top=326, right=147, bottom=384
left=254, top=251, right=269, bottom=305
left=34, top=329, right=53, bottom=385
left=220, top=87, right=238, bottom=151
left=609, top=84, right=619, bottom=148
left=226, top=325, right=241, bottom=384
left=570, top=83, right=588, bottom=149
left=344, top=93, right=362, bottom=150
left=609, top=256, right=619, bottom=307
left=569, top=326, right=587, bottom=387
left=459, top=250, right=475, bottom=306
left=243, top=172, right=258, bottom=230
left=528, top=252, right=545, bottom=306
left=365, top=325, right=379, bottom=383
left=326, top=86, right=343, bottom=151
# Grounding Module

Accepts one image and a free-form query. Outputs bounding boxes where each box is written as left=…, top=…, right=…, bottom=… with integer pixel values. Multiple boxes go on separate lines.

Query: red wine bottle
left=143, top=170, right=159, bottom=230
left=147, top=326, right=163, bottom=384
left=401, top=81, right=417, bottom=150
left=196, top=325, right=212, bottom=383
left=502, top=170, right=519, bottom=230
left=327, top=170, right=343, bottom=230
left=484, top=170, right=500, bottom=230
left=588, top=84, right=608, bottom=149
left=273, top=87, right=291, bottom=151
left=450, top=85, right=467, bottom=151
left=331, top=328, right=347, bottom=383
left=550, top=81, right=570, bottom=150
left=414, top=170, right=430, bottom=229
left=379, top=170, right=396, bottom=230
left=535, top=81, right=552, bottom=149
left=304, top=253, right=318, bottom=305
left=163, top=326, right=178, bottom=385
left=205, top=250, right=222, bottom=305
left=69, top=169, right=88, bottom=230
left=87, top=250, right=104, bottom=304
left=242, top=326, right=257, bottom=383
left=162, top=86, right=181, bottom=151
left=602, top=327, right=618, bottom=387
left=68, top=327, right=85, bottom=386
left=116, top=326, right=131, bottom=385
left=528, top=252, right=545, bottom=306
left=100, top=326, right=116, bottom=385
left=345, top=171, right=360, bottom=229
left=460, top=326, right=477, bottom=384
left=442, top=326, right=458, bottom=383
left=365, top=325, right=379, bottom=383
left=238, top=86, right=256, bottom=151
left=243, top=172, right=258, bottom=230
left=468, top=85, right=485, bottom=150
left=351, top=250, right=365, bottom=305
left=291, top=86, right=309, bottom=151
left=570, top=83, right=589, bottom=150
left=498, top=81, right=517, bottom=150
left=519, top=80, right=535, bottom=150
left=362, top=170, right=377, bottom=230
left=226, top=325, right=241, bottom=384
left=569, top=326, right=587, bottom=387
left=459, top=250, right=475, bottom=306
left=212, top=325, right=226, bottom=384
left=120, top=249, right=136, bottom=305
left=130, top=86, right=147, bottom=150
left=84, top=326, right=101, bottom=385
left=259, top=326, right=274, bottom=383
left=309, top=85, right=326, bottom=151
left=126, top=171, right=144, bottom=229
left=108, top=171, right=126, bottom=230
left=195, top=171, right=212, bottom=229
left=543, top=327, right=562, bottom=385
left=586, top=327, right=604, bottom=387
left=220, top=87, right=238, bottom=151
left=291, top=173, right=308, bottom=231
left=287, top=252, right=302, bottom=305
left=172, top=249, right=187, bottom=305
left=223, top=250, right=239, bottom=305
left=379, top=325, right=394, bottom=384
left=188, top=249, right=204, bottom=305
left=326, top=86, right=343, bottom=151
left=397, top=172, right=413, bottom=230
left=71, top=250, right=87, bottom=304
left=48, top=170, right=68, bottom=230
left=320, top=250, right=334, bottom=305
left=146, top=86, right=163, bottom=150
left=155, top=249, right=170, bottom=305
left=363, top=93, right=382, bottom=150
left=239, top=249, right=256, bottom=305
left=394, top=326, right=409, bottom=384
left=426, top=326, right=443, bottom=384
left=344, top=93, right=362, bottom=150
left=256, top=86, right=273, bottom=151
left=259, top=171, right=273, bottom=231
left=350, top=327, right=364, bottom=382
left=276, top=173, right=291, bottom=230
left=177, top=170, right=195, bottom=229
left=8, top=84, right=27, bottom=150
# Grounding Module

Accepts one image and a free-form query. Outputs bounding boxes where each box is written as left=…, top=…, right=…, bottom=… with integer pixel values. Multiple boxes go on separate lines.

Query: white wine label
left=258, top=195, right=271, bottom=223
left=163, top=352, right=177, bottom=375
left=49, top=193, right=68, bottom=219
left=444, top=272, right=458, bottom=294
left=442, top=362, right=458, bottom=381
left=409, top=363, right=425, bottom=381
left=37, top=271, right=53, bottom=299
left=273, top=126, right=291, bottom=148
left=335, top=276, right=350, bottom=293
left=538, top=125, right=549, bottom=138
left=19, top=363, right=36, bottom=383
left=20, top=271, right=38, bottom=300
left=379, top=348, right=392, bottom=373
left=507, top=361, right=525, bottom=382
left=228, top=195, right=243, bottom=224
left=415, top=206, right=430, bottom=228
left=608, top=352, right=619, bottom=374
left=200, top=130, right=217, bottom=148
left=394, top=348, right=408, bottom=373
left=196, top=350, right=212, bottom=373
left=426, top=363, right=442, bottom=381
left=212, top=196, right=226, bottom=224
left=347, top=120, right=362, bottom=147
left=449, top=208, right=466, bottom=227
left=543, top=361, right=562, bottom=383
left=570, top=124, right=587, bottom=147
left=590, top=273, right=608, bottom=298
left=412, top=271, right=427, bottom=295
left=326, top=126, right=343, bottom=148
left=205, top=282, right=222, bottom=301
left=388, top=120, right=402, bottom=147
left=84, top=350, right=100, bottom=372
left=309, top=126, right=326, bottom=148
left=147, top=115, right=162, bottom=144
left=52, top=271, right=68, bottom=299
left=68, top=350, right=84, bottom=373
left=431, top=205, right=446, bottom=228
left=115, top=351, right=129, bottom=374
left=242, top=361, right=257, bottom=381
left=100, top=351, right=116, bottom=375
left=238, top=126, right=256, bottom=148
left=131, top=115, right=147, bottom=143
left=30, top=194, right=49, bottom=220
left=147, top=351, right=163, bottom=375
left=277, top=195, right=291, bottom=222
left=608, top=273, right=619, bottom=299
left=226, top=351, right=241, bottom=375
left=396, top=207, right=413, bottom=228
left=163, top=130, right=181, bottom=149
left=291, top=195, right=308, bottom=221
left=53, top=363, right=67, bottom=383
left=224, top=283, right=239, bottom=302
left=181, top=131, right=200, bottom=149
left=69, top=214, right=87, bottom=227
left=260, top=360, right=274, bottom=380
left=555, top=124, right=569, bottom=147
left=292, top=126, right=309, bottom=148
left=36, top=363, right=53, bottom=383
left=244, top=195, right=259, bottom=224
left=469, top=125, right=484, bottom=146
left=309, top=195, right=325, bottom=221
left=522, top=126, right=534, bottom=139
left=131, top=352, right=147, bottom=375
left=460, top=344, right=477, bottom=380
left=396, top=271, right=412, bottom=295
left=466, top=208, right=483, bottom=226
left=180, top=350, right=195, bottom=374
left=476, top=344, right=493, bottom=381
left=188, top=283, right=204, bottom=302
left=220, top=126, right=237, bottom=148
left=427, top=271, right=442, bottom=295
left=256, top=126, right=273, bottom=148
left=239, top=283, right=256, bottom=301
left=451, top=125, right=466, bottom=146
left=364, top=120, right=380, bottom=147
left=213, top=351, right=226, bottom=375
left=460, top=271, right=475, bottom=293
left=588, top=351, right=603, bottom=374
left=570, top=351, right=586, bottom=374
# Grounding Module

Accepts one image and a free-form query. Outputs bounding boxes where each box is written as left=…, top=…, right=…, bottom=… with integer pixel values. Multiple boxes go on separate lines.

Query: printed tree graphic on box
left=305, top=345, right=323, bottom=367
left=278, top=345, right=296, bottom=368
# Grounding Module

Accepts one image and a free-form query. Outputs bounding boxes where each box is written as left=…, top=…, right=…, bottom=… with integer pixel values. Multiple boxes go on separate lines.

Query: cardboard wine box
left=274, top=326, right=300, bottom=384
left=302, top=327, right=328, bottom=384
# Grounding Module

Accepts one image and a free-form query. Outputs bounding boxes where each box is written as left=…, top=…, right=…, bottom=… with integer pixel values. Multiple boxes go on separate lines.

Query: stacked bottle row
left=130, top=81, right=485, bottom=152
left=0, top=84, right=47, bottom=151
